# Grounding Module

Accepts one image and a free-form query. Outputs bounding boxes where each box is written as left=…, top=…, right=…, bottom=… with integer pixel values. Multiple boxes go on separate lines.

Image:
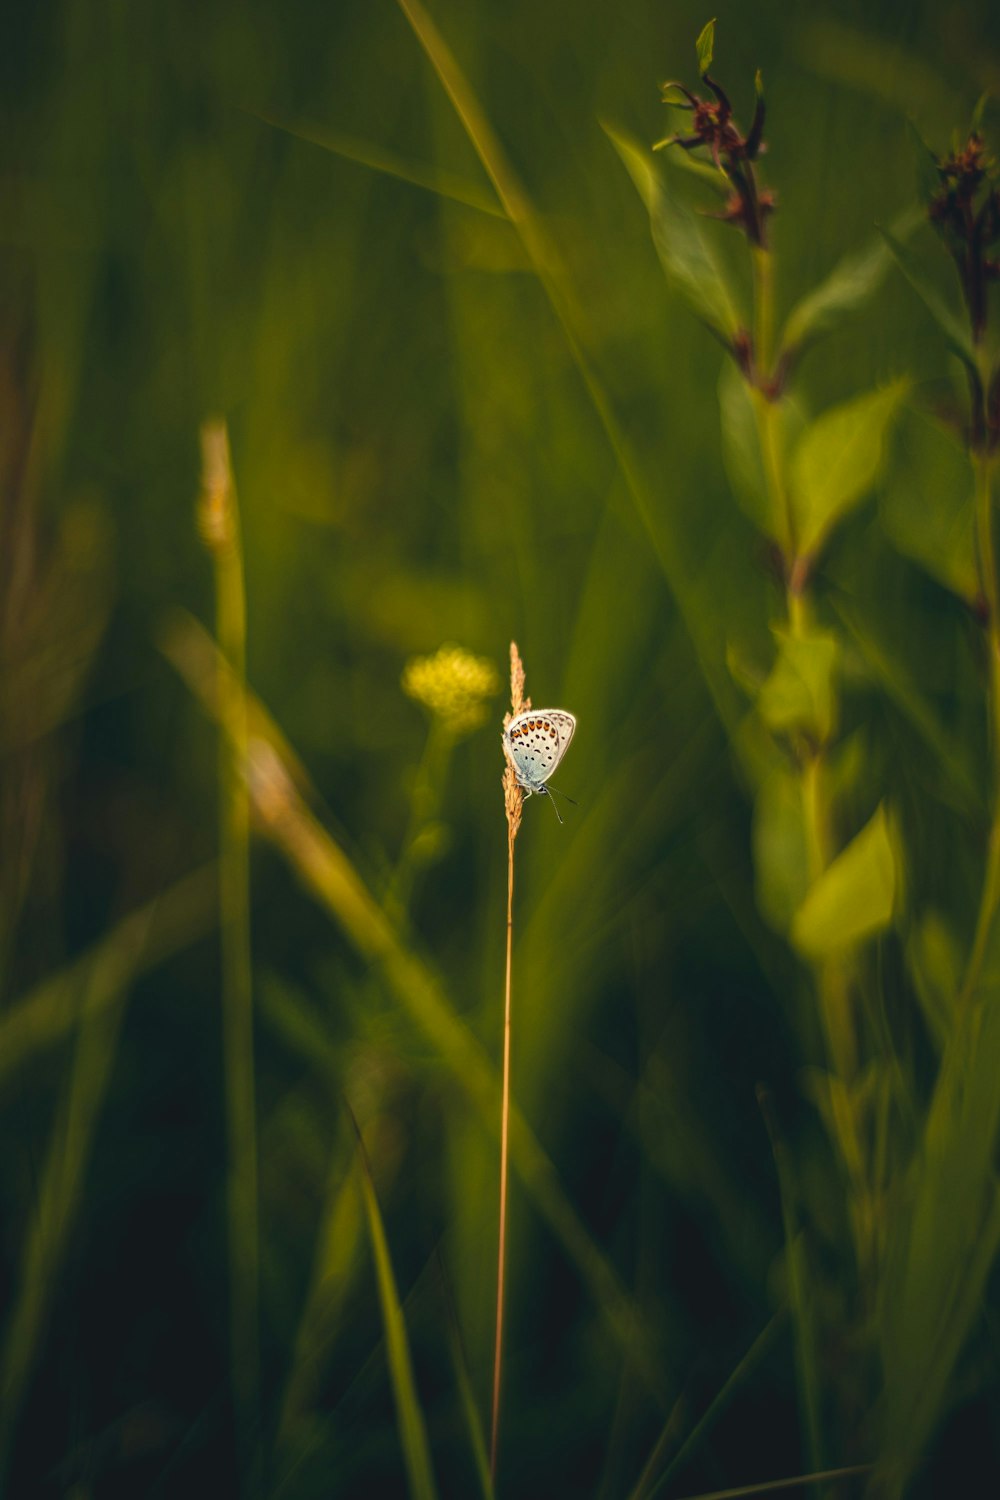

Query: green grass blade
left=198, top=421, right=260, bottom=1474
left=252, top=108, right=504, bottom=217
left=758, top=1088, right=823, bottom=1475
left=0, top=867, right=217, bottom=1091
left=0, top=905, right=153, bottom=1483
left=630, top=1309, right=786, bottom=1500
left=436, top=1255, right=494, bottom=1500
left=349, top=1104, right=438, bottom=1500
left=668, top=1463, right=871, bottom=1500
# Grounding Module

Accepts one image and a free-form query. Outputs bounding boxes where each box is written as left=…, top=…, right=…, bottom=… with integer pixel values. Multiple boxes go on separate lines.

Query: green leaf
left=757, top=625, right=839, bottom=743
left=906, top=909, right=961, bottom=1050
left=970, top=91, right=989, bottom=135
left=725, top=638, right=765, bottom=699
left=781, top=209, right=921, bottom=358
left=696, top=18, right=716, bottom=76
left=607, top=127, right=741, bottom=341
left=880, top=222, right=977, bottom=370
left=907, top=119, right=941, bottom=206
left=752, top=764, right=810, bottom=933
left=790, top=381, right=907, bottom=557
left=831, top=597, right=981, bottom=816
left=879, top=406, right=978, bottom=600
left=791, top=804, right=898, bottom=957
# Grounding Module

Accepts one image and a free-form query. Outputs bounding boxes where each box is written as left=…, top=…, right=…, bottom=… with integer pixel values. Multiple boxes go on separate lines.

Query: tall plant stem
left=491, top=823, right=515, bottom=1480
left=751, top=247, right=797, bottom=562
left=200, top=422, right=260, bottom=1483
left=751, top=244, right=775, bottom=380
left=961, top=434, right=1000, bottom=1005
left=747, top=254, right=867, bottom=1256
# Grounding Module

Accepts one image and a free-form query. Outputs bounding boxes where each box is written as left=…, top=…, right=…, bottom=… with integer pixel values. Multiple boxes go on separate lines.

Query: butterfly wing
left=504, top=709, right=576, bottom=789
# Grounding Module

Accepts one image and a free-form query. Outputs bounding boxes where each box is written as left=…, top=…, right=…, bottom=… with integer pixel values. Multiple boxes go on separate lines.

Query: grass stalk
left=749, top=246, right=867, bottom=1224
left=493, top=641, right=526, bottom=1481
left=960, top=438, right=1000, bottom=1004
left=0, top=903, right=153, bottom=1487
left=198, top=420, right=260, bottom=1483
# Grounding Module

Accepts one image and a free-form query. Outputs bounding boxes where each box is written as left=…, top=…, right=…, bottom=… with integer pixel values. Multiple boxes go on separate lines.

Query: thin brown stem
left=491, top=823, right=515, bottom=1480
left=493, top=641, right=526, bottom=1483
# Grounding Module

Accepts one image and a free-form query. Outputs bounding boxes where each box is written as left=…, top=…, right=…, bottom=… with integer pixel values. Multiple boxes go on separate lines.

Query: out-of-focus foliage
left=3, top=1, right=1000, bottom=1498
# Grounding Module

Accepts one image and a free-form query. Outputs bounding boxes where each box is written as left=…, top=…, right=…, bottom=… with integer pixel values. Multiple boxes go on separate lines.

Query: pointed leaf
left=608, top=126, right=741, bottom=341
left=879, top=406, right=977, bottom=600
left=757, top=626, right=839, bottom=743
left=790, top=381, right=907, bottom=556
left=696, top=18, right=716, bottom=76
left=970, top=91, right=989, bottom=135
left=880, top=223, right=977, bottom=370
left=781, top=209, right=921, bottom=358
left=791, top=804, right=898, bottom=957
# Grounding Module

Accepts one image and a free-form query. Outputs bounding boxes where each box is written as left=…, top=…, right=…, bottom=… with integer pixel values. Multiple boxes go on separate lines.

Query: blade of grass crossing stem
left=629, top=1309, right=786, bottom=1500
left=278, top=1126, right=364, bottom=1444
left=161, top=613, right=670, bottom=1404
left=437, top=1254, right=495, bottom=1500
left=393, top=0, right=740, bottom=744
left=252, top=109, right=504, bottom=217
left=349, top=1105, right=438, bottom=1500
left=0, top=903, right=152, bottom=1485
left=198, top=421, right=260, bottom=1475
left=669, top=1464, right=871, bottom=1500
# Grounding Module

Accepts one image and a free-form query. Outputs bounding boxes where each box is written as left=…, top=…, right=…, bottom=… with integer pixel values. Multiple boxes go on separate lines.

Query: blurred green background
left=3, top=0, right=1000, bottom=1496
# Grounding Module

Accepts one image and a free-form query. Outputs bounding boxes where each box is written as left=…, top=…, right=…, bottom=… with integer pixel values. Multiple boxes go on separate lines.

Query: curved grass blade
left=0, top=902, right=155, bottom=1484
left=628, top=1309, right=786, bottom=1500
left=667, top=1463, right=871, bottom=1500
left=252, top=108, right=504, bottom=218
left=348, top=1102, right=438, bottom=1500
left=0, top=867, right=217, bottom=1091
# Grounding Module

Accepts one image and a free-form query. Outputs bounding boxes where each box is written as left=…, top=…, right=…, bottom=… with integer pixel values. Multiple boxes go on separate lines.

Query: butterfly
left=503, top=709, right=577, bottom=823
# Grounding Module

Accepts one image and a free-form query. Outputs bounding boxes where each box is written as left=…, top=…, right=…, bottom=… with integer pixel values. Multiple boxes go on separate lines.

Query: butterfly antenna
left=540, top=786, right=564, bottom=825
left=548, top=783, right=577, bottom=809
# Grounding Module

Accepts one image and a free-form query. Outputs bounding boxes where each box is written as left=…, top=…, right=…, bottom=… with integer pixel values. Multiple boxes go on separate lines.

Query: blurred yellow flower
left=402, top=643, right=500, bottom=737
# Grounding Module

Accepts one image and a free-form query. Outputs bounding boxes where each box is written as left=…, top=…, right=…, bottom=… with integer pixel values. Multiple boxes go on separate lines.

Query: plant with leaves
left=610, top=16, right=934, bottom=1490
left=863, top=108, right=1000, bottom=1498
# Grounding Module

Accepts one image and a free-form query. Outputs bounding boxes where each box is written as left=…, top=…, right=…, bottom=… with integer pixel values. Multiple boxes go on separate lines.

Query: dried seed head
left=502, top=641, right=530, bottom=842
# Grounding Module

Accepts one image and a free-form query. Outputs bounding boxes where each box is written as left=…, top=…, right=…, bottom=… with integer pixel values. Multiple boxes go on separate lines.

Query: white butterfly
left=503, top=709, right=577, bottom=823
